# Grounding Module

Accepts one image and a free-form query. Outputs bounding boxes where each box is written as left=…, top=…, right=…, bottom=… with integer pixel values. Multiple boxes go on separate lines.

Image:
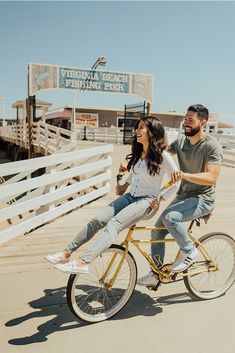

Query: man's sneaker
left=55, top=260, right=89, bottom=274
left=137, top=271, right=159, bottom=287
left=172, top=247, right=199, bottom=273
left=45, top=252, right=70, bottom=264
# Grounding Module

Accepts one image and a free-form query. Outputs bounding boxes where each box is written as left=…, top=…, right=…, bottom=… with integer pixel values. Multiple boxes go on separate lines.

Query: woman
left=46, top=116, right=178, bottom=274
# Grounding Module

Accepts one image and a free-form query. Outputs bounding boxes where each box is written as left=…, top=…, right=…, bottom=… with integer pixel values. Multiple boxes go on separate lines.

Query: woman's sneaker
left=45, top=252, right=70, bottom=264
left=55, top=260, right=89, bottom=274
left=172, top=247, right=199, bottom=273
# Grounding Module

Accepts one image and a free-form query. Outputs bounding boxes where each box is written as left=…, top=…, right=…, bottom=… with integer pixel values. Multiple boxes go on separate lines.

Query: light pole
left=82, top=56, right=107, bottom=140
left=0, top=97, right=7, bottom=127
left=70, top=56, right=107, bottom=141
left=91, top=56, right=107, bottom=70
left=71, top=90, right=77, bottom=140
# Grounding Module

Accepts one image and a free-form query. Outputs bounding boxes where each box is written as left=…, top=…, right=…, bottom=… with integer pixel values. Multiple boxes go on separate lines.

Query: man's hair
left=187, top=104, right=209, bottom=121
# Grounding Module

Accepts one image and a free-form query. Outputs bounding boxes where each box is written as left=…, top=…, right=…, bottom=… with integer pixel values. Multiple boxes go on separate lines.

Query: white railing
left=76, top=126, right=124, bottom=144
left=212, top=133, right=235, bottom=166
left=0, top=122, right=72, bottom=155
left=76, top=126, right=180, bottom=145
left=35, top=121, right=72, bottom=154
left=0, top=124, right=28, bottom=148
left=1, top=124, right=234, bottom=166
left=0, top=144, right=113, bottom=244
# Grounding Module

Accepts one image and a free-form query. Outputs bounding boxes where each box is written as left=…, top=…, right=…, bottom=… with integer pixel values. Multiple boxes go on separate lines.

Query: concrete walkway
left=1, top=142, right=235, bottom=353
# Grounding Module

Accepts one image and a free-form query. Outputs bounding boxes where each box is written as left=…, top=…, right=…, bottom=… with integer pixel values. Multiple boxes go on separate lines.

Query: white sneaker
left=172, top=248, right=199, bottom=273
left=137, top=271, right=159, bottom=287
left=55, top=260, right=89, bottom=274
left=45, top=252, right=70, bottom=264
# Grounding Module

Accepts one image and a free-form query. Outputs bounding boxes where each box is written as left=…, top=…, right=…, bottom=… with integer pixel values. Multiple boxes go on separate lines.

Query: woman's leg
left=65, top=193, right=133, bottom=254
left=80, top=197, right=152, bottom=263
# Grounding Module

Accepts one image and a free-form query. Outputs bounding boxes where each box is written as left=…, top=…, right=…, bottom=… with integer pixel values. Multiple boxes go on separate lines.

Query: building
left=10, top=100, right=220, bottom=133
left=44, top=105, right=186, bottom=130
left=12, top=99, right=52, bottom=124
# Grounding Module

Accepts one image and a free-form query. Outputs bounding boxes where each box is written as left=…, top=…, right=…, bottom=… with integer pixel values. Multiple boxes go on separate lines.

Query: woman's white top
left=125, top=150, right=178, bottom=199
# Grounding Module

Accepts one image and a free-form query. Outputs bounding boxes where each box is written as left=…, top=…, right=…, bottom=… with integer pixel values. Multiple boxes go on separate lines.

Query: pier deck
left=0, top=142, right=235, bottom=353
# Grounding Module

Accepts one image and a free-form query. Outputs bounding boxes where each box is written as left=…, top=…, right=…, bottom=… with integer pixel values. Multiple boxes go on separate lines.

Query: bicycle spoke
left=185, top=233, right=235, bottom=299
left=67, top=245, right=137, bottom=322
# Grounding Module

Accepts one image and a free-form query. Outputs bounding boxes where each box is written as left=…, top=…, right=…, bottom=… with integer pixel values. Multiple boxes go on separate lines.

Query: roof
left=12, top=100, right=52, bottom=109
left=218, top=121, right=234, bottom=128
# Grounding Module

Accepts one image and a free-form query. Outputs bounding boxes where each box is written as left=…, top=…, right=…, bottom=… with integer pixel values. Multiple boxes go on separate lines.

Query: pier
left=0, top=140, right=235, bottom=353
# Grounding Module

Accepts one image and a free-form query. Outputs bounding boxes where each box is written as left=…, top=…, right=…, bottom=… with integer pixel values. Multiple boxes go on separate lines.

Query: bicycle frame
left=101, top=220, right=218, bottom=290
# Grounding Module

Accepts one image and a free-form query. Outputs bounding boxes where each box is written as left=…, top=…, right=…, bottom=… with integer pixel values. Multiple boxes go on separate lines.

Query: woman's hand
left=118, top=161, right=128, bottom=174
left=150, top=198, right=161, bottom=210
left=116, top=183, right=129, bottom=195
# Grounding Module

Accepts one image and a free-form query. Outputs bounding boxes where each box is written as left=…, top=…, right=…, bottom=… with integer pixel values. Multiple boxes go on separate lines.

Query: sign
left=29, top=63, right=153, bottom=102
left=76, top=113, right=98, bottom=127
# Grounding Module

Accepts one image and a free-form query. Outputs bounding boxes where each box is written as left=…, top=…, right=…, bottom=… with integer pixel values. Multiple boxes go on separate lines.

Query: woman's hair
left=126, top=115, right=167, bottom=176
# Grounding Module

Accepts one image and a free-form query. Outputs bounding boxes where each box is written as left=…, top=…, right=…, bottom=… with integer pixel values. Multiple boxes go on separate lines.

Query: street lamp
left=70, top=56, right=107, bottom=140
left=82, top=56, right=107, bottom=141
left=71, top=90, right=77, bottom=140
left=91, top=56, right=107, bottom=70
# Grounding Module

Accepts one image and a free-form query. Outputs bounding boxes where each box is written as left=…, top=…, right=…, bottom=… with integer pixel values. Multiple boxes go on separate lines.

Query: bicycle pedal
left=146, top=282, right=161, bottom=291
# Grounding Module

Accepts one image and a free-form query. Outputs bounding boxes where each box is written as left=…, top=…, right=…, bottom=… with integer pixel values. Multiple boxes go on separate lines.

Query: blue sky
left=0, top=1, right=235, bottom=125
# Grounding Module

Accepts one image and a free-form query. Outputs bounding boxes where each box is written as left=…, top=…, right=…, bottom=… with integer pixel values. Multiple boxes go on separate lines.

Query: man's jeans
left=66, top=193, right=153, bottom=263
left=151, top=197, right=214, bottom=267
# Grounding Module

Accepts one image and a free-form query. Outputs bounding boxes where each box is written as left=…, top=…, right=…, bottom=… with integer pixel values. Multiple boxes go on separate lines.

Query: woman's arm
left=115, top=161, right=133, bottom=195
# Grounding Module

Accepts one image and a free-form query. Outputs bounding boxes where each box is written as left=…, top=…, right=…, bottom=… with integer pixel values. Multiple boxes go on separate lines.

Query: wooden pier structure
left=0, top=141, right=235, bottom=353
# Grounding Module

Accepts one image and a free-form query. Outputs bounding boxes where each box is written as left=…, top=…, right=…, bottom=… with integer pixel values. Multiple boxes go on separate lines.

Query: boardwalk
left=0, top=142, right=235, bottom=353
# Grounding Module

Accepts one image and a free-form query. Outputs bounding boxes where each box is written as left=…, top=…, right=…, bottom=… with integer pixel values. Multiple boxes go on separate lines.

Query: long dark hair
left=126, top=116, right=167, bottom=176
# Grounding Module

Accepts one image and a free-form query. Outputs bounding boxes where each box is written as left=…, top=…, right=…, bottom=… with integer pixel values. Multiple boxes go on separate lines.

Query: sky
left=0, top=1, right=235, bottom=125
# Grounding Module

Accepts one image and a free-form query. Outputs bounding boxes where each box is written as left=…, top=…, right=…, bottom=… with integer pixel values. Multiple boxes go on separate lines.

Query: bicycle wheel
left=184, top=232, right=235, bottom=300
left=67, top=244, right=137, bottom=323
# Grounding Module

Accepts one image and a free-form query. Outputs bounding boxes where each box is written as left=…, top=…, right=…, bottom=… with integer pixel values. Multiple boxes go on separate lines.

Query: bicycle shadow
left=155, top=290, right=225, bottom=306
left=5, top=286, right=162, bottom=346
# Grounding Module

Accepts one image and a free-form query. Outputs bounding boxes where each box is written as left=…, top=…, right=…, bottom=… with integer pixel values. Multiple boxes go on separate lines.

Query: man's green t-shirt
left=169, top=134, right=222, bottom=203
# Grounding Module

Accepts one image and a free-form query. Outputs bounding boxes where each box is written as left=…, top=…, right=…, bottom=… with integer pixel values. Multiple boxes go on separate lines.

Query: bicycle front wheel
left=67, top=244, right=137, bottom=323
left=184, top=232, right=235, bottom=300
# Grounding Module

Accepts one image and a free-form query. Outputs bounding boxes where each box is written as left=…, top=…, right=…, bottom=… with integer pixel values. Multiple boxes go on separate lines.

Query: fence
left=212, top=133, right=235, bottom=166
left=0, top=122, right=72, bottom=155
left=76, top=126, right=179, bottom=145
left=0, top=144, right=113, bottom=245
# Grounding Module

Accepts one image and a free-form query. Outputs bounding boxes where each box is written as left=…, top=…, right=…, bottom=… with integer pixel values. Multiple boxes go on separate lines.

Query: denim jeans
left=151, top=197, right=214, bottom=267
left=66, top=193, right=153, bottom=263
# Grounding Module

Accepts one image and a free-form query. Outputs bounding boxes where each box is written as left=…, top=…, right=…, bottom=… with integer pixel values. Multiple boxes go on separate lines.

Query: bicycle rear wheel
left=184, top=232, right=235, bottom=300
left=67, top=244, right=137, bottom=323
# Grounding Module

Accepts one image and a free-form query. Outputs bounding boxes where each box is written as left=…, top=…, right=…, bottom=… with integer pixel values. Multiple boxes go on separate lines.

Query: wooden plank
left=0, top=158, right=112, bottom=200
left=0, top=185, right=110, bottom=244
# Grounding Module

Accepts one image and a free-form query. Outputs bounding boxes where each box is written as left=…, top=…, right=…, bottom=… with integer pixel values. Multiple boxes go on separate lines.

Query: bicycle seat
left=195, top=213, right=212, bottom=226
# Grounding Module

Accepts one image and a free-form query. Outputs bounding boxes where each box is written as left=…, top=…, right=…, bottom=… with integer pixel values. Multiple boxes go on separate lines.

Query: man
left=138, top=104, right=222, bottom=287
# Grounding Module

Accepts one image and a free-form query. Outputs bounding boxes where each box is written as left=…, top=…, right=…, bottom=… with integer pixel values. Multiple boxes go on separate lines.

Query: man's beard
left=183, top=125, right=201, bottom=137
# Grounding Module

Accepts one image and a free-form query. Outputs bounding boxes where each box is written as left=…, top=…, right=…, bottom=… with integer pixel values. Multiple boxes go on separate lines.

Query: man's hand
left=171, top=170, right=184, bottom=183
left=116, top=183, right=129, bottom=196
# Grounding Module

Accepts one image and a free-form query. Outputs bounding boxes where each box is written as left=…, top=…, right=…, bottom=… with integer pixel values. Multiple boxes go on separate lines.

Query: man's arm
left=172, top=163, right=221, bottom=186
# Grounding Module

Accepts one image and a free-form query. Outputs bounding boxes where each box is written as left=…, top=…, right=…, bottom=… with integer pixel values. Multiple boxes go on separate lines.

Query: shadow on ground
left=5, top=286, right=194, bottom=345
